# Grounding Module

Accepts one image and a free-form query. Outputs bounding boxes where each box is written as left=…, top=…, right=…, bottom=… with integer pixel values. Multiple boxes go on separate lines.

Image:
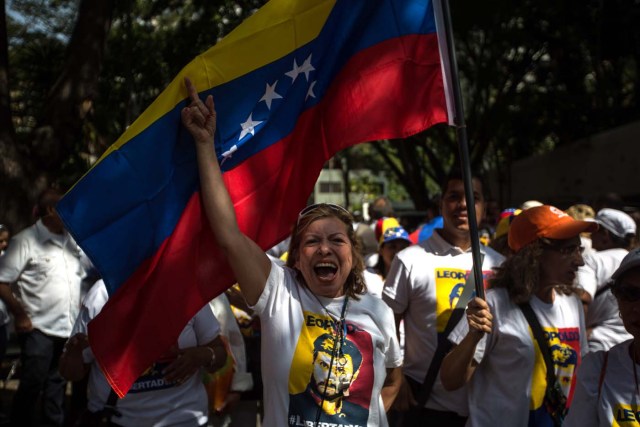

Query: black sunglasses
left=613, top=284, right=640, bottom=302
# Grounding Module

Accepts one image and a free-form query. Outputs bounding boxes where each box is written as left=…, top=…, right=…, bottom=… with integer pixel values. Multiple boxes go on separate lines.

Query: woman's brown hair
left=490, top=239, right=575, bottom=303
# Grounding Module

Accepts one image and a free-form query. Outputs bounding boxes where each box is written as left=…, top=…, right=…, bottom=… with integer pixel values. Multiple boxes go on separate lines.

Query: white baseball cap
left=594, top=208, right=636, bottom=238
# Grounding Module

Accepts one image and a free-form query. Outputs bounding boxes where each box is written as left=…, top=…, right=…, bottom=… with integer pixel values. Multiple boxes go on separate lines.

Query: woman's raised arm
left=182, top=78, right=271, bottom=306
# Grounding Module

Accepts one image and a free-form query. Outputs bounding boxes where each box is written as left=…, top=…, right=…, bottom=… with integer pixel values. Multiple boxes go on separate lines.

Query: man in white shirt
left=576, top=208, right=636, bottom=352
left=383, top=170, right=504, bottom=426
left=0, top=188, right=88, bottom=427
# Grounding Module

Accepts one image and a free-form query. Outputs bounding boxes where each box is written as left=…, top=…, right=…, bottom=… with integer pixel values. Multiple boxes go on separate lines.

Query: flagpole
left=437, top=0, right=485, bottom=299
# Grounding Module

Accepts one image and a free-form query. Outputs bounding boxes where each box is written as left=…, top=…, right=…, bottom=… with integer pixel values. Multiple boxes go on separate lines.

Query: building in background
left=508, top=121, right=640, bottom=209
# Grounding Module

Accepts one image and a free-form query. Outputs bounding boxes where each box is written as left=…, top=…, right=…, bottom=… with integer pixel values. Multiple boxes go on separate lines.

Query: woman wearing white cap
left=565, top=247, right=640, bottom=426
left=440, top=205, right=597, bottom=426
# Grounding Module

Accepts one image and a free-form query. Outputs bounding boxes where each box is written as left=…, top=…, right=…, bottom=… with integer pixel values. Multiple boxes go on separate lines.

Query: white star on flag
left=306, top=81, right=317, bottom=100
left=300, top=54, right=315, bottom=81
left=285, top=58, right=301, bottom=83
left=238, top=114, right=263, bottom=141
left=259, top=81, right=283, bottom=110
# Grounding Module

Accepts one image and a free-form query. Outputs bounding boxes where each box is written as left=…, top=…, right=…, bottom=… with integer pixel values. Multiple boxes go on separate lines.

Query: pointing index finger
left=184, top=77, right=199, bottom=102
left=184, top=77, right=210, bottom=116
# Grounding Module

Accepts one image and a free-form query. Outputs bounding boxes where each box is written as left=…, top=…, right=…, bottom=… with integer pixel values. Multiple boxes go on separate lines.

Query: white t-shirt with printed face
left=565, top=339, right=640, bottom=427
left=576, top=248, right=632, bottom=352
left=254, top=260, right=402, bottom=427
left=74, top=280, right=221, bottom=427
left=0, top=220, right=86, bottom=337
left=382, top=231, right=504, bottom=416
left=449, top=287, right=588, bottom=427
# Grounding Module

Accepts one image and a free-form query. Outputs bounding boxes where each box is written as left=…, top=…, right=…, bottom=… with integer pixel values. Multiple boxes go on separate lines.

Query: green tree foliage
left=1, top=0, right=638, bottom=229
left=0, top=0, right=266, bottom=230
left=358, top=0, right=640, bottom=208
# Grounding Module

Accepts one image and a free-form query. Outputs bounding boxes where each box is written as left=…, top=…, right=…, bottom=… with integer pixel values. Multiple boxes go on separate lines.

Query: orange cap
left=508, top=205, right=598, bottom=252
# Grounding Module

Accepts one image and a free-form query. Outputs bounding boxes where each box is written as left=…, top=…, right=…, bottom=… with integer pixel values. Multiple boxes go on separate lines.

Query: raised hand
left=181, top=77, right=217, bottom=145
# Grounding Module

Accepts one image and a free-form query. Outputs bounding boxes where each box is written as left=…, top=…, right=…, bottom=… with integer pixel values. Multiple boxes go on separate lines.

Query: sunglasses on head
left=297, top=203, right=352, bottom=226
left=613, top=284, right=640, bottom=302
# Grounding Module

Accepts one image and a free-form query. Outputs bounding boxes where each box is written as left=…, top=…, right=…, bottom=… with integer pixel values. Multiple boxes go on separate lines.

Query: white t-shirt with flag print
left=449, top=287, right=588, bottom=427
left=565, top=339, right=640, bottom=427
left=253, top=259, right=402, bottom=427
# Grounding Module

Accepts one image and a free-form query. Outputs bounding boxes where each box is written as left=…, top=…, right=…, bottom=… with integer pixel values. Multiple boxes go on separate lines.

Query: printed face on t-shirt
left=312, top=350, right=356, bottom=400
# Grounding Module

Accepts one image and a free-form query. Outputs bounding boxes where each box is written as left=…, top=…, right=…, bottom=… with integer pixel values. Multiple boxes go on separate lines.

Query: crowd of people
left=0, top=78, right=637, bottom=426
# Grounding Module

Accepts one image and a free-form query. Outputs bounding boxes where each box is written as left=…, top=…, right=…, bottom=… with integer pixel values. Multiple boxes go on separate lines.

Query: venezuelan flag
left=58, top=0, right=449, bottom=395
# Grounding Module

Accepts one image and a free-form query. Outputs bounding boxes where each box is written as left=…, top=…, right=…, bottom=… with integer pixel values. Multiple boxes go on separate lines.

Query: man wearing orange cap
left=382, top=170, right=504, bottom=426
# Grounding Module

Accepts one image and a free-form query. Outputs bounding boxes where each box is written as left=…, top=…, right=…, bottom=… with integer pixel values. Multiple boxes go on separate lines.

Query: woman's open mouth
left=314, top=262, right=338, bottom=281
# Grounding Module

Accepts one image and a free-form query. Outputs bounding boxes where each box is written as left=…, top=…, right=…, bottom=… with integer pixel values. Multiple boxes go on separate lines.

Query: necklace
left=311, top=293, right=349, bottom=427
left=311, top=292, right=349, bottom=341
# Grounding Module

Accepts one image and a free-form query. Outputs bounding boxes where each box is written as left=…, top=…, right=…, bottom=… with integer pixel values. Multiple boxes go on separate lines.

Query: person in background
left=383, top=170, right=504, bottom=426
left=441, top=205, right=596, bottom=426
left=183, top=78, right=402, bottom=426
left=356, top=196, right=395, bottom=258
left=565, top=204, right=596, bottom=252
left=564, top=247, right=640, bottom=426
left=478, top=227, right=491, bottom=247
left=576, top=208, right=636, bottom=352
left=0, top=188, right=89, bottom=427
left=489, top=208, right=521, bottom=257
left=208, top=292, right=254, bottom=427
left=59, top=279, right=227, bottom=426
left=225, top=284, right=264, bottom=426
left=365, top=218, right=412, bottom=298
left=408, top=197, right=443, bottom=245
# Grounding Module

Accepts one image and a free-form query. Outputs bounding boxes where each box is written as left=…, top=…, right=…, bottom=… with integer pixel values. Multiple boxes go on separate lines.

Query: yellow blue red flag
left=58, top=0, right=450, bottom=395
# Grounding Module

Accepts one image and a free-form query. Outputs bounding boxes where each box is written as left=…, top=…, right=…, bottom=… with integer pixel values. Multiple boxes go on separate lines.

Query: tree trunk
left=0, top=0, right=115, bottom=232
